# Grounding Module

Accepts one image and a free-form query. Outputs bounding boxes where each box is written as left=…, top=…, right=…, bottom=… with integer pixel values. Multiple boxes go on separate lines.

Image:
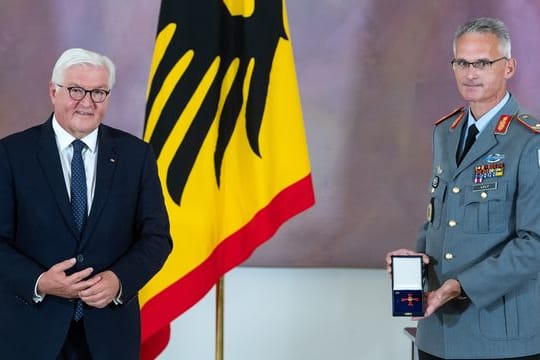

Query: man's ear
left=504, top=58, right=517, bottom=79
left=48, top=82, right=57, bottom=102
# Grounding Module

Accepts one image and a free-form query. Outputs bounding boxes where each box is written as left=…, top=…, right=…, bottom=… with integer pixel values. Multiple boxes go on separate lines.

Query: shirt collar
left=467, top=92, right=510, bottom=134
left=52, top=115, right=99, bottom=153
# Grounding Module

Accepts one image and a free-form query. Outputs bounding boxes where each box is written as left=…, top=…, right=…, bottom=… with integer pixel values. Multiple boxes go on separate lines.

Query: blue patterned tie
left=71, top=139, right=87, bottom=321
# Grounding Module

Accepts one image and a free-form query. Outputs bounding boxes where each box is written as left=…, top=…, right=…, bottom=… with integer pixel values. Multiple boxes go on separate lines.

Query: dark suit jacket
left=0, top=117, right=172, bottom=359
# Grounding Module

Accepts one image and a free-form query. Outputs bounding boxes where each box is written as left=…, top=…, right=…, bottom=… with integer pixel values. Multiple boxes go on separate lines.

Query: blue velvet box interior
left=392, top=289, right=424, bottom=316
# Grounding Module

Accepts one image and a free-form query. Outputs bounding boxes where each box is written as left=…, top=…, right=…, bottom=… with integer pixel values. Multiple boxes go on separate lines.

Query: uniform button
left=480, top=192, right=488, bottom=199
left=448, top=220, right=457, bottom=227
left=431, top=188, right=435, bottom=193
left=444, top=253, right=454, bottom=260
left=76, top=254, right=85, bottom=263
left=452, top=187, right=460, bottom=194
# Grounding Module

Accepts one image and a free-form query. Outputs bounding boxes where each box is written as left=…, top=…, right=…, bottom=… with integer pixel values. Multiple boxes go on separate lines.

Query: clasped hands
left=385, top=249, right=462, bottom=319
left=37, top=257, right=120, bottom=308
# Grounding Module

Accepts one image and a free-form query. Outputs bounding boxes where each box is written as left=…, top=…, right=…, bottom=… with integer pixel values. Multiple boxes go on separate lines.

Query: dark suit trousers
left=57, top=320, right=91, bottom=360
left=419, top=350, right=540, bottom=360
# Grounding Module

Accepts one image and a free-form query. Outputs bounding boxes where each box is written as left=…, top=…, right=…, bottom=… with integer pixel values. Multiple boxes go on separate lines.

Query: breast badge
left=427, top=200, right=433, bottom=222
left=474, top=154, right=504, bottom=183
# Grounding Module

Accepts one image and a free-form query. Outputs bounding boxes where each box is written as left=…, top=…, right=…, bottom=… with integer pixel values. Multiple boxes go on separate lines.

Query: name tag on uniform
left=472, top=182, right=497, bottom=192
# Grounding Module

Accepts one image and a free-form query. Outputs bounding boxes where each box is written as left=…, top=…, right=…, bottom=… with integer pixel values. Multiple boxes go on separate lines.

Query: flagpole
left=216, top=276, right=225, bottom=360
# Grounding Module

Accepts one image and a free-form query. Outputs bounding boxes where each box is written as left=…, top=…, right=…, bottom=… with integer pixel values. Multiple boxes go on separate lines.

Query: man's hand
left=413, top=279, right=462, bottom=320
left=37, top=258, right=98, bottom=299
left=386, top=251, right=463, bottom=319
left=385, top=248, right=430, bottom=274
left=79, top=270, right=120, bottom=308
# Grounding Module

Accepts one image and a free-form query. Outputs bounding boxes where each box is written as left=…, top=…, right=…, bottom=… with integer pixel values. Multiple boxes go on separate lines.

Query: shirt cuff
left=33, top=273, right=46, bottom=303
left=112, top=283, right=123, bottom=305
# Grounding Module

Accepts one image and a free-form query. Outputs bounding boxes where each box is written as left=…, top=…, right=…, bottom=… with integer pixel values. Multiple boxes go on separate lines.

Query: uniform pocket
left=479, top=278, right=538, bottom=339
left=463, top=182, right=507, bottom=233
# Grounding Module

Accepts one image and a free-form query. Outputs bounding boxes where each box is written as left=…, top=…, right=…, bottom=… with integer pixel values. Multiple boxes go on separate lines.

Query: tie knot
left=72, top=139, right=85, bottom=154
left=468, top=124, right=479, bottom=137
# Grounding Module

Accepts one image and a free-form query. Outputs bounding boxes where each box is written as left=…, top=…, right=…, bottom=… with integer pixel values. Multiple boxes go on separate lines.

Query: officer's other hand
left=413, top=279, right=461, bottom=320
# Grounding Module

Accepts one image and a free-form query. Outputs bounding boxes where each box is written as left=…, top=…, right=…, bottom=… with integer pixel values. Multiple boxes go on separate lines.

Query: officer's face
left=48, top=64, right=110, bottom=139
left=453, top=32, right=515, bottom=115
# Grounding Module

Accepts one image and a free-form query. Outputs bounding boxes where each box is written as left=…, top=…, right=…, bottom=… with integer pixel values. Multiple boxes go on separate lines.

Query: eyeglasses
left=450, top=57, right=508, bottom=71
left=56, top=84, right=110, bottom=103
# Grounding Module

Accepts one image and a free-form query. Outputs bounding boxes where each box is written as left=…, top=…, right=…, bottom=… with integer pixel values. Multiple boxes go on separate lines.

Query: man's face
left=453, top=32, right=515, bottom=113
left=49, top=64, right=110, bottom=139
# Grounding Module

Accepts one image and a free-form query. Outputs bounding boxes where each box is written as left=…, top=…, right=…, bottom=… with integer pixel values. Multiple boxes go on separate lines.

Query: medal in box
left=391, top=255, right=425, bottom=317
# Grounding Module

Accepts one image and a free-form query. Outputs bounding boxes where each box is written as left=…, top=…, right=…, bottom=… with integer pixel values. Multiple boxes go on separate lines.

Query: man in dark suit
left=0, top=48, right=172, bottom=359
left=386, top=18, right=540, bottom=359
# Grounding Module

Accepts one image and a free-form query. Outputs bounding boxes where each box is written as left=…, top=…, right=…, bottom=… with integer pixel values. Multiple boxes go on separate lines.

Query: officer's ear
left=504, top=58, right=517, bottom=80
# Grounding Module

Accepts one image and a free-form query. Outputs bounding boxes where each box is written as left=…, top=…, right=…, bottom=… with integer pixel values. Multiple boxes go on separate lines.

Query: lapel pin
left=110, top=158, right=115, bottom=163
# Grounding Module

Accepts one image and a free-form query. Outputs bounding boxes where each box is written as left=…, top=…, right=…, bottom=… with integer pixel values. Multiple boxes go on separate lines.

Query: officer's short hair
left=453, top=17, right=511, bottom=58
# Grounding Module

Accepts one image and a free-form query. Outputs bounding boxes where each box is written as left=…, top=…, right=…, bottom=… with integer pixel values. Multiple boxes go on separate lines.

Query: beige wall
left=159, top=267, right=415, bottom=360
left=2, top=1, right=540, bottom=267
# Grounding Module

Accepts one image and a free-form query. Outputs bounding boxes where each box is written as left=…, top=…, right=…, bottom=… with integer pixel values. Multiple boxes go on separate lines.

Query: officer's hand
left=385, top=249, right=430, bottom=274
left=413, top=278, right=461, bottom=320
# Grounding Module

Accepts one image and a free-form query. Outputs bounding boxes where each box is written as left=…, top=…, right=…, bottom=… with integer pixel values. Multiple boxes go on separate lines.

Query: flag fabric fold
left=140, top=0, right=315, bottom=357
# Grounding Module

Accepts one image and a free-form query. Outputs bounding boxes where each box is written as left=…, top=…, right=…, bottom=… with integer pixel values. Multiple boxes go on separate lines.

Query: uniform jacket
left=0, top=117, right=172, bottom=359
left=415, top=95, right=540, bottom=358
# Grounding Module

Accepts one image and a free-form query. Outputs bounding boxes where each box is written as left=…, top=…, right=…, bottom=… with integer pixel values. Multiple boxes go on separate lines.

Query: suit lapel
left=450, top=120, right=465, bottom=169
left=435, top=111, right=464, bottom=173
left=37, top=118, right=80, bottom=237
left=82, top=125, right=117, bottom=244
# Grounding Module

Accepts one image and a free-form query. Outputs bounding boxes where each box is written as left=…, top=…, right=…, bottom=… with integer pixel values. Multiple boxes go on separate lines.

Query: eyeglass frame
left=450, top=57, right=508, bottom=71
left=55, top=84, right=111, bottom=103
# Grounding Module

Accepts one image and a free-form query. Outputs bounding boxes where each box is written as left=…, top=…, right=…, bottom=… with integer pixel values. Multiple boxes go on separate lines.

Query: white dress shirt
left=52, top=115, right=98, bottom=212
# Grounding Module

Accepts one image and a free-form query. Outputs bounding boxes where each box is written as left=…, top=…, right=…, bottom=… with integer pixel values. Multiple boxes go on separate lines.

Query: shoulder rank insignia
left=435, top=106, right=465, bottom=129
left=494, top=114, right=512, bottom=135
left=515, top=113, right=540, bottom=134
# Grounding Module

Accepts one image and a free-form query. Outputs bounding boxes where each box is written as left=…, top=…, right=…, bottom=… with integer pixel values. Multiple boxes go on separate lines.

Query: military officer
left=386, top=17, right=540, bottom=360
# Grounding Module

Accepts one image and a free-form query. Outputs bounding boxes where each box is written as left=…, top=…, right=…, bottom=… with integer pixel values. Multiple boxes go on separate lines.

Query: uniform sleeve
left=416, top=221, right=428, bottom=253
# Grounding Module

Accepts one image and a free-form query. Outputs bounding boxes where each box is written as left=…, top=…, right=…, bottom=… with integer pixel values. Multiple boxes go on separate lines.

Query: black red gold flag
left=140, top=1, right=315, bottom=357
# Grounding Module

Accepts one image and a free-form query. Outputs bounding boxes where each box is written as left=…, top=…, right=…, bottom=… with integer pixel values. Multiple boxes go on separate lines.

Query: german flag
left=140, top=0, right=315, bottom=357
